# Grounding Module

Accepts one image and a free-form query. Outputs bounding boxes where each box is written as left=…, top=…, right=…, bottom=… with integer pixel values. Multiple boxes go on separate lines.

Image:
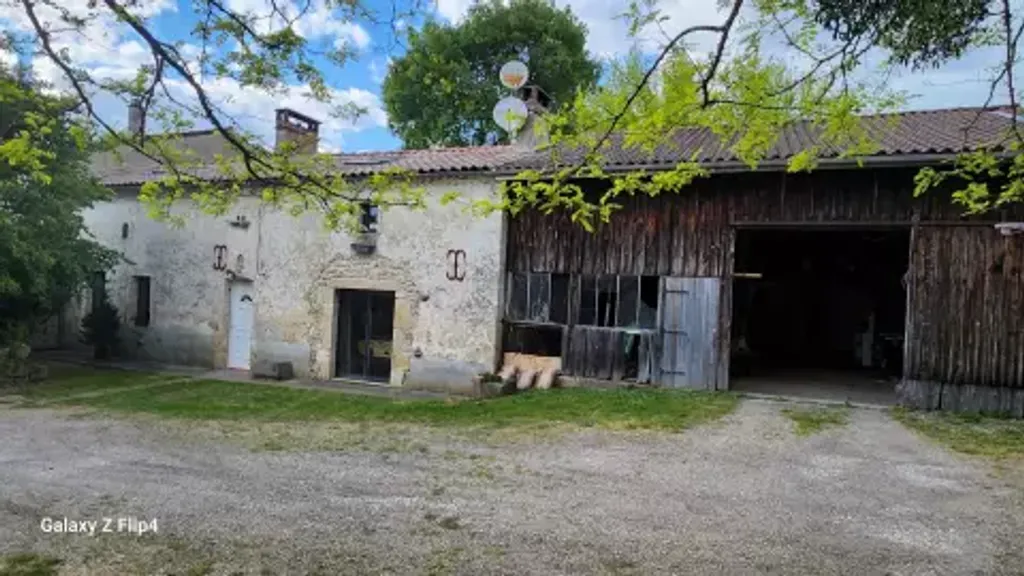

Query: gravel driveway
left=1, top=400, right=1022, bottom=575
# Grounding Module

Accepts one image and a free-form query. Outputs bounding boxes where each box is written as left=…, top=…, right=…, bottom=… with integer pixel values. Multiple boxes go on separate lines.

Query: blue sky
left=0, top=0, right=1010, bottom=154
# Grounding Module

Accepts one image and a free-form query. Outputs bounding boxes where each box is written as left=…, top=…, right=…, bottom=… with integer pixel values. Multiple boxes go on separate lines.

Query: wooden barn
left=500, top=107, right=1024, bottom=415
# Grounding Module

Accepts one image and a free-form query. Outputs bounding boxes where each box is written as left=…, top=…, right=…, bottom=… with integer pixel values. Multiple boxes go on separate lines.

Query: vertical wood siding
left=506, top=167, right=1024, bottom=397
left=507, top=169, right=954, bottom=278
left=563, top=327, right=657, bottom=381
left=660, top=277, right=722, bottom=389
left=905, top=226, right=1024, bottom=391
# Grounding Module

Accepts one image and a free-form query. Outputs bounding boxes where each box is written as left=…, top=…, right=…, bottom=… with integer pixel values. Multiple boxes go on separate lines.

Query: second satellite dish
left=492, top=96, right=528, bottom=133
left=499, top=61, right=529, bottom=90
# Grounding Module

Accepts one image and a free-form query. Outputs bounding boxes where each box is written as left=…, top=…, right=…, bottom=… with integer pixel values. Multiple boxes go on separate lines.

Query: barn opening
left=730, top=227, right=909, bottom=404
left=334, top=289, right=394, bottom=382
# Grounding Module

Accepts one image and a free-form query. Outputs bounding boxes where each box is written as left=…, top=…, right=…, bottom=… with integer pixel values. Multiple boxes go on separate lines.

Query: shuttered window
left=134, top=276, right=151, bottom=327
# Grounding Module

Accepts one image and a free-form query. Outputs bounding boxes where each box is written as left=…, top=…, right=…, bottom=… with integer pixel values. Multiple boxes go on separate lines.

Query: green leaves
left=913, top=145, right=1024, bottom=214
left=0, top=70, right=117, bottom=341
left=811, top=0, right=991, bottom=68
left=382, top=0, right=601, bottom=149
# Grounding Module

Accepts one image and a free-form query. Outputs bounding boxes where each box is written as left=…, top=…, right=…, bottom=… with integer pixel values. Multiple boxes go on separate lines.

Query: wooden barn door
left=660, top=277, right=721, bottom=389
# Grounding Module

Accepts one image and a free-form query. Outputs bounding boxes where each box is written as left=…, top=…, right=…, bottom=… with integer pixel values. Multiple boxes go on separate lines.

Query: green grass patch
left=6, top=365, right=179, bottom=403
left=781, top=406, right=850, bottom=436
left=0, top=553, right=61, bottom=576
left=44, top=372, right=738, bottom=431
left=893, top=408, right=1024, bottom=459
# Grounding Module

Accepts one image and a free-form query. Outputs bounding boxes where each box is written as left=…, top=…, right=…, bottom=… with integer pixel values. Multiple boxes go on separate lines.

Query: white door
left=227, top=281, right=254, bottom=370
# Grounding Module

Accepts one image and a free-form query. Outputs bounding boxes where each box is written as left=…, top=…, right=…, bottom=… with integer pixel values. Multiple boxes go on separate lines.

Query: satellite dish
left=492, top=96, right=528, bottom=133
left=499, top=60, right=529, bottom=90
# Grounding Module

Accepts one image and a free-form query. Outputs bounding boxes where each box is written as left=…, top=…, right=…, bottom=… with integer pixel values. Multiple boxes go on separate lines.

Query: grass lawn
left=2, top=365, right=182, bottom=403
left=15, top=367, right=739, bottom=432
left=893, top=408, right=1024, bottom=459
left=0, top=553, right=60, bottom=576
left=781, top=406, right=850, bottom=436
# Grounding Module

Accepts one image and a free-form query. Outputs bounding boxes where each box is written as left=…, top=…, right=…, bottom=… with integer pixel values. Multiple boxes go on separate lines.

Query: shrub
left=80, top=297, right=120, bottom=360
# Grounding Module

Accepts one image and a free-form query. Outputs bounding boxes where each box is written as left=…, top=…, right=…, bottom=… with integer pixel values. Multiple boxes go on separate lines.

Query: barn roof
left=503, top=106, right=1019, bottom=172
left=92, top=106, right=1018, bottom=186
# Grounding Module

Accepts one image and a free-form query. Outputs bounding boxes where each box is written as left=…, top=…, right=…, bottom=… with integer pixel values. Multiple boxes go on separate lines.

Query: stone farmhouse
left=49, top=101, right=1024, bottom=414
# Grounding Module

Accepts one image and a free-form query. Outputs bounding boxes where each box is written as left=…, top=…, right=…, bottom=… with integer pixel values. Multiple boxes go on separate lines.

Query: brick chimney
left=513, top=86, right=550, bottom=149
left=275, top=108, right=320, bottom=154
left=128, top=99, right=144, bottom=136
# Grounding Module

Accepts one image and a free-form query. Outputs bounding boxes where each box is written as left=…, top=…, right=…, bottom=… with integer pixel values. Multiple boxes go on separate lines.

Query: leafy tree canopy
left=811, top=0, right=993, bottom=68
left=0, top=67, right=118, bottom=343
left=382, top=0, right=601, bottom=148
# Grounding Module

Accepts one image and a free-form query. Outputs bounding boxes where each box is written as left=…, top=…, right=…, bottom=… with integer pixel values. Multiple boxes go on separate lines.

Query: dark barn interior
left=730, top=228, right=909, bottom=403
left=335, top=289, right=395, bottom=382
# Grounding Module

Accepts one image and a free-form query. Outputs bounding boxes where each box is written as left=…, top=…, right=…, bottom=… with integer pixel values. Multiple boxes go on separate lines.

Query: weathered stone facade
left=77, top=177, right=506, bottom=384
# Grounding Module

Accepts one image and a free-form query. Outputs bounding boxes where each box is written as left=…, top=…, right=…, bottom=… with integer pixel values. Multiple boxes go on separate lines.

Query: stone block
left=404, top=358, right=486, bottom=396
left=252, top=359, right=295, bottom=381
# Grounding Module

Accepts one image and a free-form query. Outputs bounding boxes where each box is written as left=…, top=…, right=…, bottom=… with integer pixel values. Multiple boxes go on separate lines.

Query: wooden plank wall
left=660, top=277, right=723, bottom=389
left=564, top=326, right=620, bottom=379
left=507, top=181, right=735, bottom=277
left=562, top=326, right=657, bottom=380
left=506, top=168, right=1024, bottom=278
left=902, top=226, right=1024, bottom=413
left=507, top=167, right=1024, bottom=401
left=507, top=169, right=949, bottom=277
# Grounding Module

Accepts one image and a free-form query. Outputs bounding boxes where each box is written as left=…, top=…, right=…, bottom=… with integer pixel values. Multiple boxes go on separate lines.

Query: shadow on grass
left=3, top=364, right=182, bottom=405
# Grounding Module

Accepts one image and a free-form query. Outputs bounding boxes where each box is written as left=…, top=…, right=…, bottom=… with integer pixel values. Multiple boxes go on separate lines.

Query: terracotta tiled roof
left=93, top=107, right=1019, bottom=186
left=505, top=107, right=1019, bottom=172
left=330, top=145, right=531, bottom=176
left=94, top=134, right=531, bottom=186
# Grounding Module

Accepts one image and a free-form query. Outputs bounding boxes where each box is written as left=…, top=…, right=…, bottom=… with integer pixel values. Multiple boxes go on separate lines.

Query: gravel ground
left=1, top=400, right=1022, bottom=575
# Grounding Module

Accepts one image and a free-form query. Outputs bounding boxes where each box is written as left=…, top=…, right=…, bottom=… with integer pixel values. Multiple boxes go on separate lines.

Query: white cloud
left=754, top=12, right=1012, bottom=111
left=164, top=76, right=387, bottom=151
left=435, top=0, right=475, bottom=23
left=369, top=57, right=393, bottom=84
left=226, top=0, right=372, bottom=50
left=0, top=47, right=16, bottom=69
left=319, top=140, right=343, bottom=153
left=434, top=0, right=727, bottom=58
left=334, top=22, right=372, bottom=50
left=884, top=47, right=1010, bottom=109
left=0, top=0, right=171, bottom=89
left=0, top=0, right=384, bottom=152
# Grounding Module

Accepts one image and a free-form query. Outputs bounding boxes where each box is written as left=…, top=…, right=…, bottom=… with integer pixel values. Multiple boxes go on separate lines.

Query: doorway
left=729, top=228, right=910, bottom=403
left=227, top=280, right=255, bottom=370
left=334, top=289, right=395, bottom=382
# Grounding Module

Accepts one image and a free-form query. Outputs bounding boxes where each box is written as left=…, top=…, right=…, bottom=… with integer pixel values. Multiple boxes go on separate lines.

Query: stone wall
left=76, top=177, right=505, bottom=383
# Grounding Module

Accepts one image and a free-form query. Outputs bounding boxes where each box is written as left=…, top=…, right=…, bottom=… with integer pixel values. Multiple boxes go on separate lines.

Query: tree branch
left=585, top=0, right=745, bottom=162
left=700, top=0, right=744, bottom=106
left=19, top=0, right=170, bottom=169
left=1002, top=0, right=1021, bottom=142
left=98, top=0, right=387, bottom=205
